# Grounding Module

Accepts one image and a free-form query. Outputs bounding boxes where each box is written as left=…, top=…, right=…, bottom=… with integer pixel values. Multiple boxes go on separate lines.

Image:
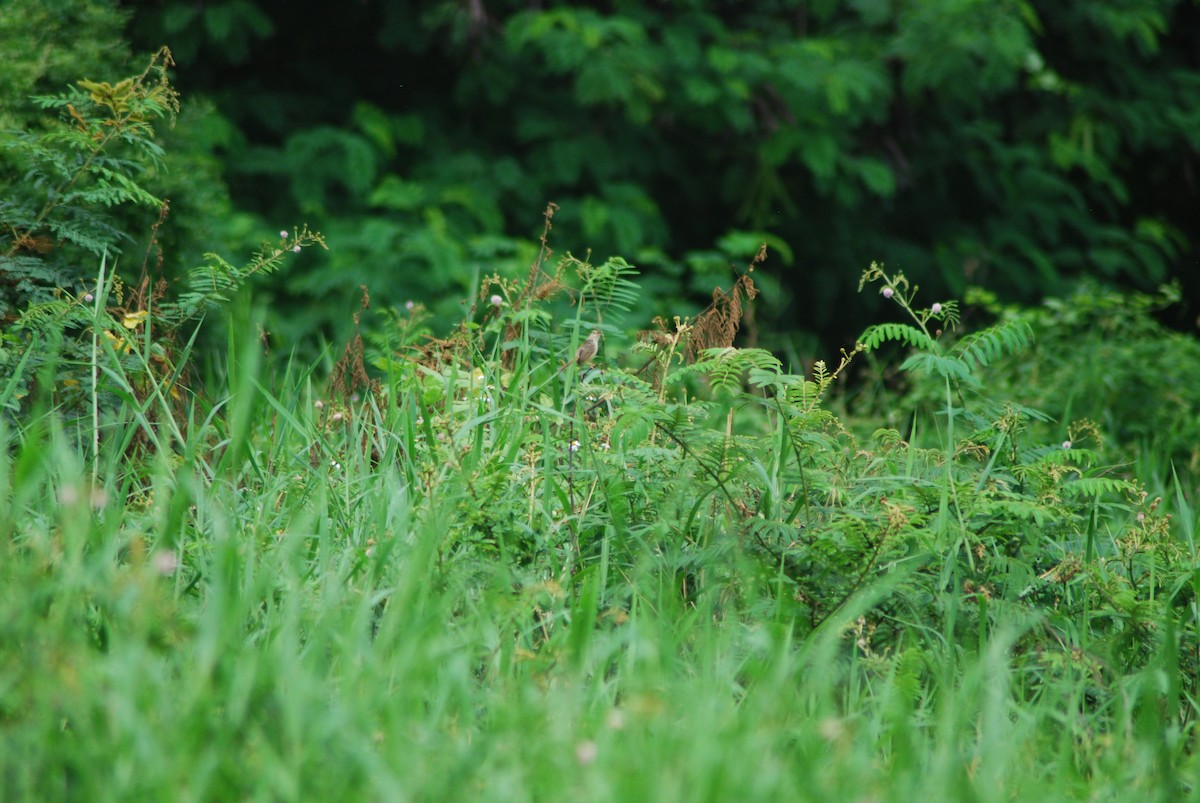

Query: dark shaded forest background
left=4, top=0, right=1199, bottom=358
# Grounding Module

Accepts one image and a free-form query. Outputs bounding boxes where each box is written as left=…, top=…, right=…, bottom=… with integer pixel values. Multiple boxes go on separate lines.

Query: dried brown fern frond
left=331, top=285, right=378, bottom=400
left=415, top=325, right=477, bottom=369
left=686, top=243, right=765, bottom=362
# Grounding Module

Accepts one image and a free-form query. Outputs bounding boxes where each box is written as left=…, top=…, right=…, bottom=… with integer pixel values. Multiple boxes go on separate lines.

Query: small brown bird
left=560, top=329, right=602, bottom=374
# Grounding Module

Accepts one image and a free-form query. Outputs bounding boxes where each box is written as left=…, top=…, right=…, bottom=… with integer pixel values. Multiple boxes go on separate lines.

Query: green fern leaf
left=858, top=322, right=936, bottom=352
left=1060, top=477, right=1135, bottom=499
left=899, top=352, right=980, bottom=385
left=953, top=321, right=1034, bottom=370
left=695, top=347, right=782, bottom=392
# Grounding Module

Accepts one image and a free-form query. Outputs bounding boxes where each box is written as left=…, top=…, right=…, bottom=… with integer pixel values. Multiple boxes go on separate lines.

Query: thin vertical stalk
left=90, top=250, right=108, bottom=484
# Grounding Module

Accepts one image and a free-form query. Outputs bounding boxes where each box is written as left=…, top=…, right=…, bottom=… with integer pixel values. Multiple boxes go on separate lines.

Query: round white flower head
left=575, top=741, right=598, bottom=766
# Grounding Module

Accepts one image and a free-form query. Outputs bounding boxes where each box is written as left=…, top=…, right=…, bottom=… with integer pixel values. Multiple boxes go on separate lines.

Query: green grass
left=3, top=268, right=1199, bottom=802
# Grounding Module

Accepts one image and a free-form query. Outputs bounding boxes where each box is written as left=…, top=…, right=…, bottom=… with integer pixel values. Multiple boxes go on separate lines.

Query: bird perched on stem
left=559, top=329, right=602, bottom=375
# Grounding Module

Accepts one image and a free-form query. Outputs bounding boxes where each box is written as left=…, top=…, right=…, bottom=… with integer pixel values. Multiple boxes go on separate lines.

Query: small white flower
left=315, top=400, right=325, bottom=409
left=489, top=294, right=503, bottom=307
left=280, top=230, right=289, bottom=238
left=84, top=293, right=95, bottom=303
left=90, top=488, right=108, bottom=509
left=574, top=740, right=598, bottom=766
left=818, top=717, right=845, bottom=741
left=1061, top=440, right=1071, bottom=450
left=931, top=302, right=943, bottom=314
left=332, top=412, right=344, bottom=422
left=151, top=550, right=178, bottom=576
left=569, top=440, right=581, bottom=453
left=292, top=245, right=302, bottom=253
left=405, top=300, right=415, bottom=312
left=882, top=287, right=894, bottom=299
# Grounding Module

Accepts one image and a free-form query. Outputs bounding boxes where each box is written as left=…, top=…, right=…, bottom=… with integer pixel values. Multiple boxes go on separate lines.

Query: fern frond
left=953, top=321, right=1034, bottom=370
left=170, top=228, right=325, bottom=323
left=76, top=165, right=162, bottom=209
left=748, top=369, right=802, bottom=392
left=694, top=347, right=781, bottom=392
left=14, top=298, right=89, bottom=331
left=784, top=378, right=827, bottom=409
left=1060, top=476, right=1136, bottom=499
left=579, top=255, right=641, bottom=317
left=899, top=352, right=980, bottom=386
left=858, top=322, right=936, bottom=352
left=45, top=211, right=125, bottom=255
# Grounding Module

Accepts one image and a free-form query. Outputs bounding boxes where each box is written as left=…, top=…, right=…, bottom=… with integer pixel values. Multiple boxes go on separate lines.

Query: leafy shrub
left=0, top=50, right=323, bottom=444
left=353, top=252, right=1196, bottom=706
left=862, top=281, right=1200, bottom=475
left=120, top=0, right=1200, bottom=348
left=979, top=282, right=1200, bottom=474
left=3, top=231, right=1195, bottom=798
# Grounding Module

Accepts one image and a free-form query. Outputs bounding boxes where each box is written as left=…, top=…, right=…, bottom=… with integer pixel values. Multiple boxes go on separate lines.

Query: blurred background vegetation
left=4, top=0, right=1198, bottom=356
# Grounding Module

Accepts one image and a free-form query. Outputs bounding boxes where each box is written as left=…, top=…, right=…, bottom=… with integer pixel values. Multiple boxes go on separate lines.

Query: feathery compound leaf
left=899, top=352, right=980, bottom=386
left=953, top=321, right=1034, bottom=370
left=1060, top=476, right=1136, bottom=499
left=694, top=347, right=782, bottom=392
left=858, top=322, right=936, bottom=352
left=578, top=255, right=641, bottom=317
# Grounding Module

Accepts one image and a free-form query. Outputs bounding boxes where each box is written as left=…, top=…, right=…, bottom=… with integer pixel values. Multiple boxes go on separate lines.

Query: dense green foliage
left=4, top=243, right=1199, bottom=799
left=3, top=6, right=1200, bottom=800
left=0, top=49, right=322, bottom=430
left=114, top=0, right=1200, bottom=346
left=862, top=281, right=1200, bottom=473
left=0, top=0, right=234, bottom=317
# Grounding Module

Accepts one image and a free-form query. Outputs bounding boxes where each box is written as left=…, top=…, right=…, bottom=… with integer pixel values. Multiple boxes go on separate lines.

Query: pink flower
left=1062, top=440, right=1071, bottom=450
left=151, top=550, right=179, bottom=576
left=279, top=230, right=289, bottom=238
left=490, top=294, right=503, bottom=307
left=931, top=303, right=943, bottom=314
left=882, top=287, right=894, bottom=299
left=292, top=245, right=302, bottom=253
left=84, top=293, right=94, bottom=303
